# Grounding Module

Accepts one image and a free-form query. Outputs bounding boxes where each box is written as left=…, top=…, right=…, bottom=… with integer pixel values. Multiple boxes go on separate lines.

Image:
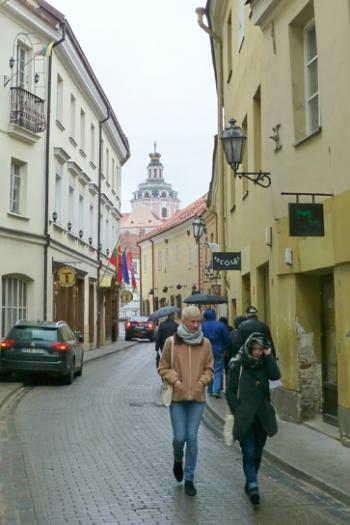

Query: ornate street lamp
left=192, top=216, right=206, bottom=293
left=192, top=216, right=205, bottom=243
left=221, top=118, right=271, bottom=188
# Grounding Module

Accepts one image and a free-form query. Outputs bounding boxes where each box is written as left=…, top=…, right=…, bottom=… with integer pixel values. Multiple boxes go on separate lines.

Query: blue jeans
left=207, top=350, right=224, bottom=395
left=239, top=418, right=267, bottom=489
left=170, top=401, right=205, bottom=481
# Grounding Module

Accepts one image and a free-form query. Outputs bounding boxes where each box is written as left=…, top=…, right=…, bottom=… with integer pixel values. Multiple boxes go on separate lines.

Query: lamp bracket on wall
left=236, top=171, right=271, bottom=188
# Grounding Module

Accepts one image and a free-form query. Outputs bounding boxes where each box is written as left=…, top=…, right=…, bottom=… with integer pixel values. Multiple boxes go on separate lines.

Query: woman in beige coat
left=158, top=306, right=214, bottom=497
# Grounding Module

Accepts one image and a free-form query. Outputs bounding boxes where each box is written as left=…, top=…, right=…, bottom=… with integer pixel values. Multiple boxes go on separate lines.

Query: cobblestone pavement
left=1, top=342, right=350, bottom=525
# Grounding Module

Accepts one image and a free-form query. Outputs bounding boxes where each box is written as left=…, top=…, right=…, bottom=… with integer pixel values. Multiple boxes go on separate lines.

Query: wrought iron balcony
left=10, top=87, right=46, bottom=133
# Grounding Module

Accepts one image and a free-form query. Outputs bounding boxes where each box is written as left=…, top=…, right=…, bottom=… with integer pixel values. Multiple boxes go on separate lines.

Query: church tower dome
left=130, top=142, right=180, bottom=220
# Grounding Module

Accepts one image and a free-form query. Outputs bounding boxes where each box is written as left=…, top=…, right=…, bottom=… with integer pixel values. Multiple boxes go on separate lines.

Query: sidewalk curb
left=84, top=341, right=138, bottom=364
left=205, top=401, right=350, bottom=507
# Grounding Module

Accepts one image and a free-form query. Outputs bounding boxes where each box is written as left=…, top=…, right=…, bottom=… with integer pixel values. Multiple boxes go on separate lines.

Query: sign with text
left=212, top=252, right=241, bottom=270
left=289, top=203, right=324, bottom=236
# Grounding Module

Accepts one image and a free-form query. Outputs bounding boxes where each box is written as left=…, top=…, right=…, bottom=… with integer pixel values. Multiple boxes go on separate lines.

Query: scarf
left=177, top=324, right=203, bottom=345
left=229, top=346, right=264, bottom=371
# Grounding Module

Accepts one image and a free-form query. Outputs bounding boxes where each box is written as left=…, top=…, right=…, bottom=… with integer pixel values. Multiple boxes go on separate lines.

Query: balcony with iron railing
left=10, top=86, right=46, bottom=134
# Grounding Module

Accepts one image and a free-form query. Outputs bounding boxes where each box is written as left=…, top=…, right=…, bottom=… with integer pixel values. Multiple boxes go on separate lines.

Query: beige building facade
left=0, top=0, right=129, bottom=348
left=203, top=0, right=350, bottom=444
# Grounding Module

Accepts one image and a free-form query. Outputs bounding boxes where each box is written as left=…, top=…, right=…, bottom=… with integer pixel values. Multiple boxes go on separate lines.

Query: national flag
left=126, top=250, right=137, bottom=290
left=116, top=246, right=123, bottom=285
left=109, top=245, right=118, bottom=268
left=122, top=251, right=130, bottom=285
left=35, top=41, right=55, bottom=58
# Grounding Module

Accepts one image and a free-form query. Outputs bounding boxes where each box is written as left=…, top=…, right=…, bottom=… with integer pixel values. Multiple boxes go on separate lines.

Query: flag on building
left=122, top=250, right=130, bottom=285
left=35, top=41, right=55, bottom=58
left=109, top=244, right=118, bottom=268
left=116, top=246, right=123, bottom=285
left=126, top=250, right=137, bottom=290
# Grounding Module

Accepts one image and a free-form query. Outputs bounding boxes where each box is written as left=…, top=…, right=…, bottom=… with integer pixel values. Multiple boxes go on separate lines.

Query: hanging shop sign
left=120, top=290, right=133, bottom=304
left=288, top=203, right=324, bottom=236
left=212, top=252, right=241, bottom=270
left=57, top=266, right=76, bottom=287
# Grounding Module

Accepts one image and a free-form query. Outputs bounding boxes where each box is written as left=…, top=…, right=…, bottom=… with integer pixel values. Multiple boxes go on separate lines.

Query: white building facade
left=0, top=0, right=129, bottom=347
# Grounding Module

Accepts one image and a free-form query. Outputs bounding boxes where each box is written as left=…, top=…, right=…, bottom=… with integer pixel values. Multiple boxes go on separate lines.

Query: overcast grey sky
left=52, top=0, right=217, bottom=212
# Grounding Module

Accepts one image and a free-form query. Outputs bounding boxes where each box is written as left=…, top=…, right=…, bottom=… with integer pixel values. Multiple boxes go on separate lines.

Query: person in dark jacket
left=201, top=308, right=230, bottom=398
left=155, top=313, right=178, bottom=367
left=232, top=306, right=276, bottom=357
left=226, top=332, right=280, bottom=506
left=227, top=315, right=246, bottom=362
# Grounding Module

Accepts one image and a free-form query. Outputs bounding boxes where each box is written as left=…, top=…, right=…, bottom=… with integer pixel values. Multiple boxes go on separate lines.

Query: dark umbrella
left=149, top=306, right=180, bottom=321
left=183, top=293, right=228, bottom=305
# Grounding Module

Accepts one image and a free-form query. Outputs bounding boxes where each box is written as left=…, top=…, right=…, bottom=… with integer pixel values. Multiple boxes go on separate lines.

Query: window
left=68, top=186, right=75, bottom=227
left=17, top=45, right=27, bottom=88
left=226, top=12, right=233, bottom=80
left=238, top=0, right=245, bottom=49
left=1, top=276, right=28, bottom=337
left=90, top=123, right=95, bottom=163
left=305, top=22, right=320, bottom=134
left=79, top=194, right=84, bottom=233
left=70, top=94, right=76, bottom=139
left=80, top=109, right=85, bottom=151
left=89, top=203, right=94, bottom=240
left=105, top=218, right=109, bottom=251
left=56, top=75, right=63, bottom=123
left=10, top=161, right=21, bottom=214
left=112, top=158, right=115, bottom=189
left=161, top=207, right=167, bottom=218
left=242, top=116, right=248, bottom=196
left=289, top=2, right=320, bottom=142
left=106, top=148, right=110, bottom=182
left=253, top=86, right=262, bottom=170
left=55, top=161, right=63, bottom=222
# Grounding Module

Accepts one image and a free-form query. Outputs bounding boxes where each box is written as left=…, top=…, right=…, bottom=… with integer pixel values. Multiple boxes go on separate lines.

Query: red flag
left=116, top=246, right=123, bottom=284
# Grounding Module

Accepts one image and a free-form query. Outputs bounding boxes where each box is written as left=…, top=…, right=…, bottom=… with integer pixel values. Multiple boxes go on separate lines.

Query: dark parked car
left=0, top=320, right=84, bottom=385
left=125, top=316, right=156, bottom=341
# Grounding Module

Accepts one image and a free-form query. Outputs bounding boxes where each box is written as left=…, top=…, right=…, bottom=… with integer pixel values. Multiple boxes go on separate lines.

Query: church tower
left=130, top=142, right=180, bottom=219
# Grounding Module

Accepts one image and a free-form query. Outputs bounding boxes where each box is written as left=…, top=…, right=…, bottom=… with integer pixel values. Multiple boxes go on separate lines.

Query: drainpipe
left=196, top=8, right=227, bottom=297
left=43, top=21, right=66, bottom=320
left=150, top=239, right=155, bottom=313
left=96, top=108, right=110, bottom=347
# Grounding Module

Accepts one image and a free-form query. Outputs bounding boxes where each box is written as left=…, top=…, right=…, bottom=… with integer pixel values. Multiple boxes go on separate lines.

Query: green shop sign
left=288, top=203, right=324, bottom=237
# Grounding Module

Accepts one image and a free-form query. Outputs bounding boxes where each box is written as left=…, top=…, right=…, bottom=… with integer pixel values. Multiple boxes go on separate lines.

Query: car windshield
left=131, top=317, right=149, bottom=323
left=8, top=326, right=58, bottom=343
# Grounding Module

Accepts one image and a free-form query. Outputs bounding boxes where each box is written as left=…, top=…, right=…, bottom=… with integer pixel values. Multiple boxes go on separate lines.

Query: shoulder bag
left=160, top=336, right=174, bottom=407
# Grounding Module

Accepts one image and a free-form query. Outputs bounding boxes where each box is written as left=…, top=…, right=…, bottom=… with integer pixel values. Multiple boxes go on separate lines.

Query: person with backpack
left=226, top=332, right=280, bottom=506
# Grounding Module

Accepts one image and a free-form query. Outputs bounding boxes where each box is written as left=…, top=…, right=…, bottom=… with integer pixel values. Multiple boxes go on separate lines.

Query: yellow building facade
left=138, top=197, right=208, bottom=316
left=203, top=0, right=350, bottom=444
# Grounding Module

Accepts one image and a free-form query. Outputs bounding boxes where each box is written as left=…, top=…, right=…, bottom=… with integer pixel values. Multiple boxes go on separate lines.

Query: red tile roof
left=138, top=194, right=207, bottom=243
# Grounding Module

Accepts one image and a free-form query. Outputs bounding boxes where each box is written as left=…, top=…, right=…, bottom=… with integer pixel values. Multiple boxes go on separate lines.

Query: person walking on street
left=226, top=332, right=281, bottom=506
left=201, top=308, right=230, bottom=398
left=232, top=306, right=276, bottom=357
left=155, top=313, right=178, bottom=367
left=158, top=306, right=214, bottom=497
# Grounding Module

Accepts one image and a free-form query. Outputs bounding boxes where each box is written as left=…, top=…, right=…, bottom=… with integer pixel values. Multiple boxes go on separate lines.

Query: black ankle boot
left=248, top=487, right=260, bottom=505
left=173, top=461, right=183, bottom=482
left=184, top=481, right=197, bottom=496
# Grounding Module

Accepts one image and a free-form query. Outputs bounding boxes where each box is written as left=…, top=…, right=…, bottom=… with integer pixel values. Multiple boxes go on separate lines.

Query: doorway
left=320, top=275, right=337, bottom=425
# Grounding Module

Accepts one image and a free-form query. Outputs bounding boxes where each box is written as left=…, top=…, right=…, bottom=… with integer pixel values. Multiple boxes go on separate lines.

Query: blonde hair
left=181, top=305, right=201, bottom=320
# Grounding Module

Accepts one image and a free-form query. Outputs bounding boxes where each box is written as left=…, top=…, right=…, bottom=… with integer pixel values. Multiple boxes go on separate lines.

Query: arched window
left=161, top=208, right=167, bottom=218
left=161, top=191, right=167, bottom=198
left=1, top=274, right=30, bottom=337
left=144, top=192, right=150, bottom=198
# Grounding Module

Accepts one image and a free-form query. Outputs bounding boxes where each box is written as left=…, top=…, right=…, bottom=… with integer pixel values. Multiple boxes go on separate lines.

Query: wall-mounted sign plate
left=212, top=252, right=241, bottom=270
left=289, top=203, right=324, bottom=236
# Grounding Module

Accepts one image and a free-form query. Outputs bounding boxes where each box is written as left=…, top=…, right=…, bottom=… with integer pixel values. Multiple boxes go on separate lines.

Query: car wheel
left=76, top=358, right=83, bottom=377
left=63, top=362, right=74, bottom=385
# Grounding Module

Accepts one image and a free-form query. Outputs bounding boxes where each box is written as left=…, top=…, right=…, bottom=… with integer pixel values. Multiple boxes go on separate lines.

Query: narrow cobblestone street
left=1, top=343, right=350, bottom=525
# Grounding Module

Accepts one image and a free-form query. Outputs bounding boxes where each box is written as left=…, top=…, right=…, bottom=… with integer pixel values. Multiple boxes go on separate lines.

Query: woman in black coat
left=226, top=332, right=281, bottom=506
